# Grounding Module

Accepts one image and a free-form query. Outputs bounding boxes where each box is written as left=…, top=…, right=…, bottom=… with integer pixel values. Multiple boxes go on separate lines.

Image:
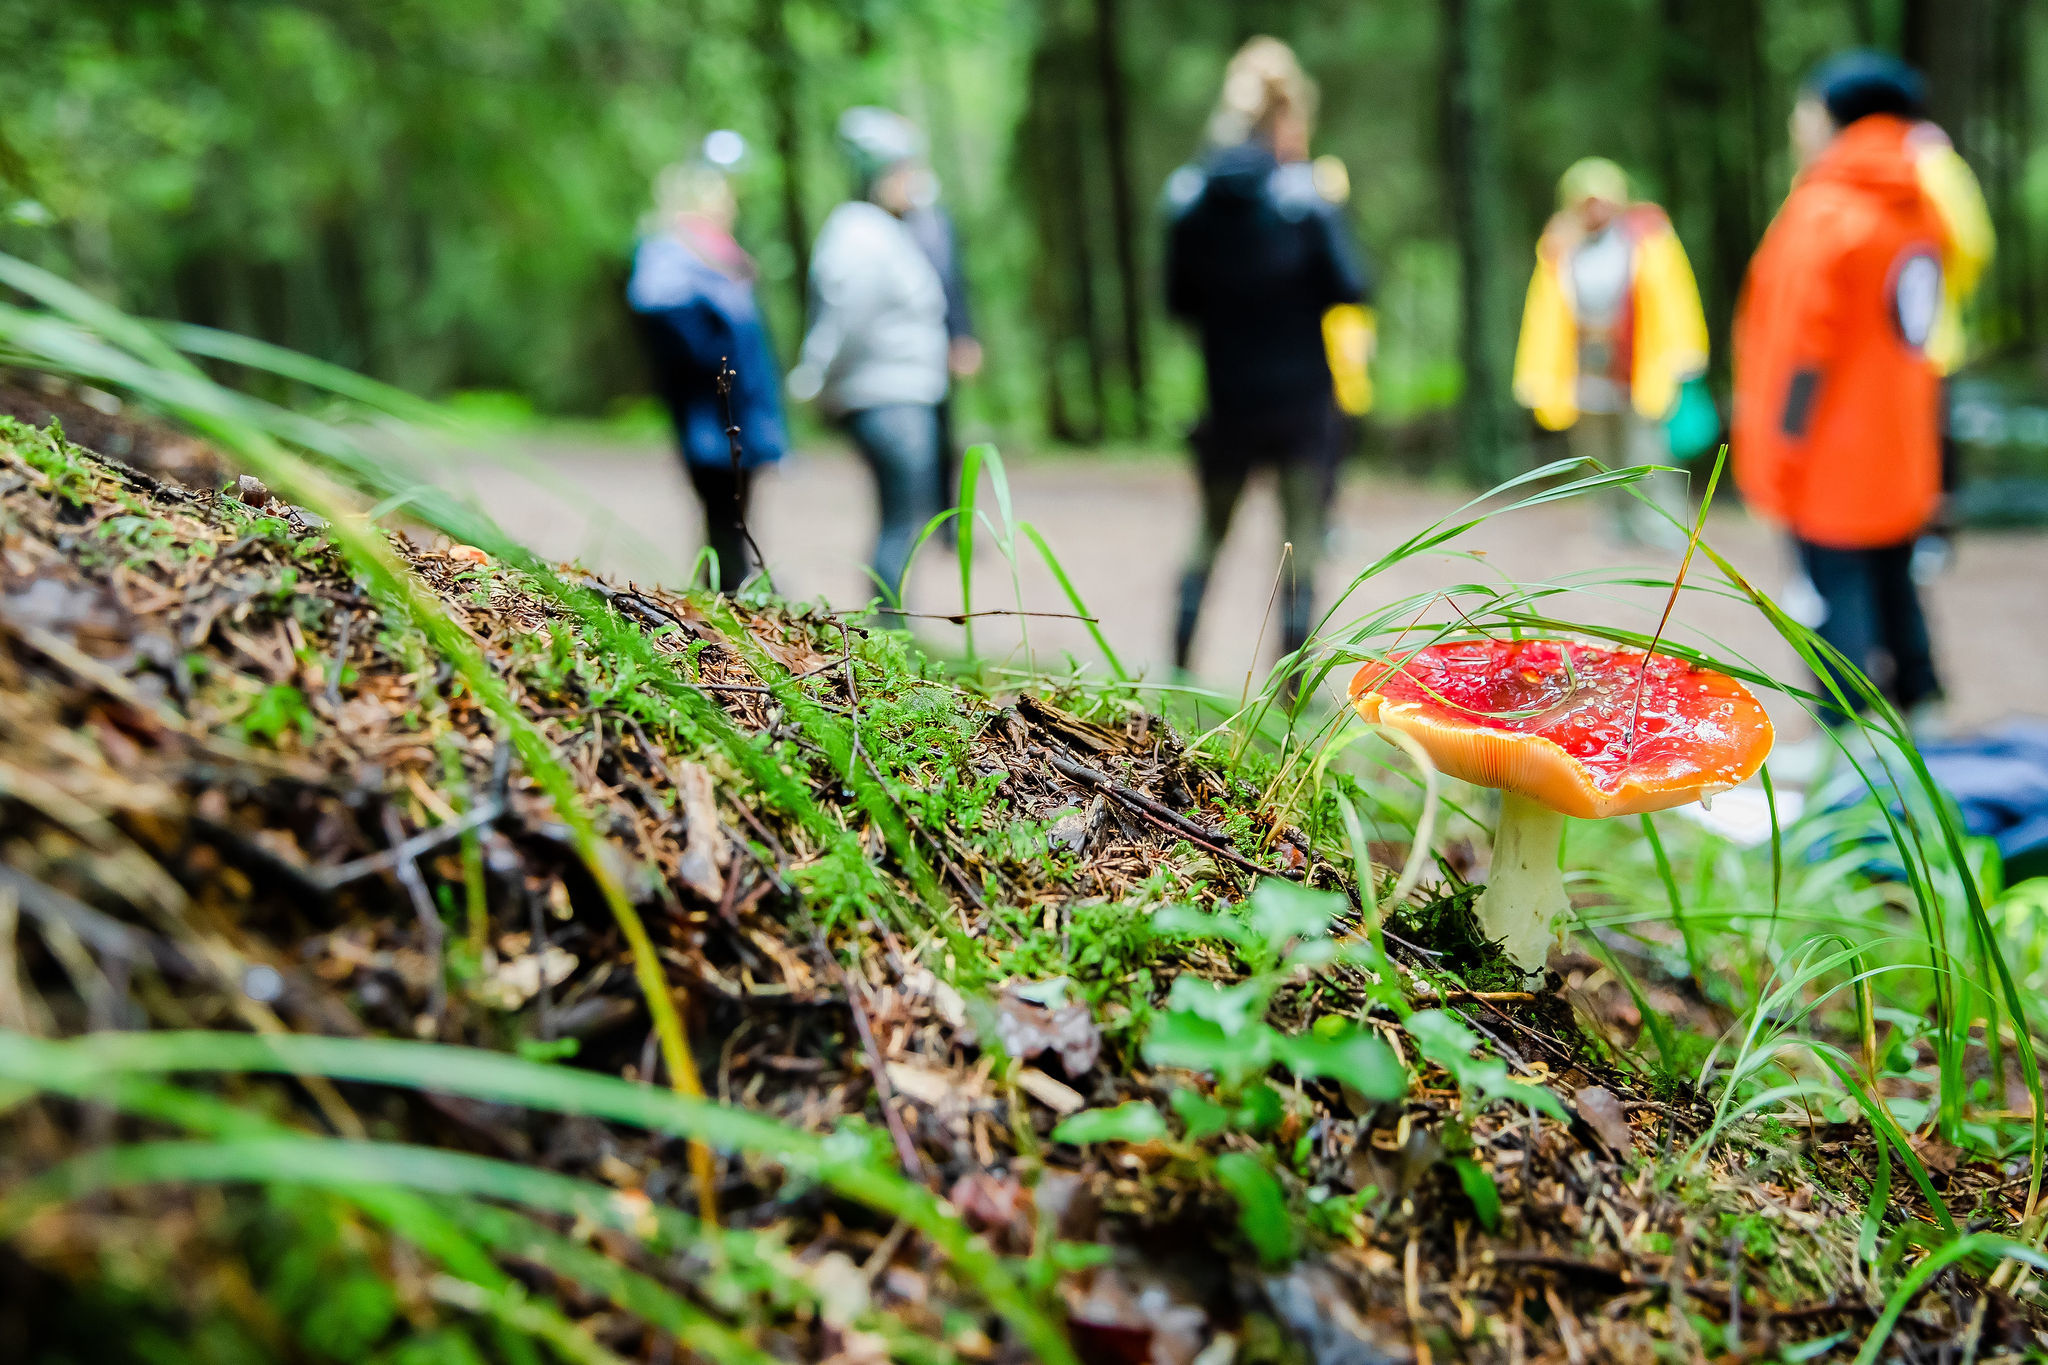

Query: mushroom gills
left=1473, top=791, right=1571, bottom=973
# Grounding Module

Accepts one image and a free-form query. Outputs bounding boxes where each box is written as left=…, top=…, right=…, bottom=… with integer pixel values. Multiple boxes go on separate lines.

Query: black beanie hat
left=1804, top=50, right=1928, bottom=126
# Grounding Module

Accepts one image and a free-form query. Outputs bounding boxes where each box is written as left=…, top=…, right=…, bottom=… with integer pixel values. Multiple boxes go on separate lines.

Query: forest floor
left=1, top=390, right=2044, bottom=1364
left=441, top=436, right=2048, bottom=743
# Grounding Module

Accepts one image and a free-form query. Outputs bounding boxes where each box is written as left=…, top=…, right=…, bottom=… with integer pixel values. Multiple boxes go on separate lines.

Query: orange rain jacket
left=1732, top=114, right=1950, bottom=549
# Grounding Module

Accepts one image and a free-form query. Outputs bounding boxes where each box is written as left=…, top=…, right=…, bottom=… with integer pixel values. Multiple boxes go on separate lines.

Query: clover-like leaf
left=1052, top=1100, right=1170, bottom=1145
left=1142, top=1009, right=1276, bottom=1088
left=1170, top=1088, right=1235, bottom=1141
left=1214, top=1152, right=1297, bottom=1266
left=1273, top=1026, right=1408, bottom=1102
left=1246, top=879, right=1344, bottom=967
left=1163, top=975, right=1272, bottom=1037
left=1449, top=1155, right=1502, bottom=1231
left=1150, top=904, right=1255, bottom=953
left=1404, top=1009, right=1566, bottom=1121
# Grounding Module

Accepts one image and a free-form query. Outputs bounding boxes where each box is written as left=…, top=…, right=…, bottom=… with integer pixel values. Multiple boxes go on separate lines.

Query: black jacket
left=1164, top=141, right=1369, bottom=432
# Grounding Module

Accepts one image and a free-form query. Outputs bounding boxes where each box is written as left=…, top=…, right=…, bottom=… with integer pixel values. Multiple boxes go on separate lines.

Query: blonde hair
left=653, top=162, right=734, bottom=222
left=1209, top=36, right=1317, bottom=148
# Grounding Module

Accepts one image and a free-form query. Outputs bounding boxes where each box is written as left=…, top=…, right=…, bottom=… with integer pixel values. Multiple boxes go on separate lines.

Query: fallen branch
left=1034, top=746, right=1291, bottom=879
left=313, top=801, right=505, bottom=890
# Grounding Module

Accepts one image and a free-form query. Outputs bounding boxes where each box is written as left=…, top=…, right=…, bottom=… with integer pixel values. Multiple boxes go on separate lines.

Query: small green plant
left=237, top=682, right=320, bottom=745
left=1139, top=880, right=1406, bottom=1106
left=1402, top=1010, right=1566, bottom=1122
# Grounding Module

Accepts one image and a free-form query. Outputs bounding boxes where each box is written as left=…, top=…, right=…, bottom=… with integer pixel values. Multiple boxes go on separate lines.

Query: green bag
left=1664, top=375, right=1721, bottom=461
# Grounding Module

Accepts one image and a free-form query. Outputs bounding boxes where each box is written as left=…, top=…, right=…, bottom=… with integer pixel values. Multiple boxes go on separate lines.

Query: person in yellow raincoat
left=1513, top=158, right=1709, bottom=549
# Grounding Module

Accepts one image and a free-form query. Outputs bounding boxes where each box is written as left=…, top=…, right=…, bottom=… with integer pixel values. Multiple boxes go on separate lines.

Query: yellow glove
left=1324, top=304, right=1376, bottom=416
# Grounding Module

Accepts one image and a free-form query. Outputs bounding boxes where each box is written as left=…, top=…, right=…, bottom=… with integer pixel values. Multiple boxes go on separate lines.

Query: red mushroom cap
left=1349, top=639, right=1773, bottom=820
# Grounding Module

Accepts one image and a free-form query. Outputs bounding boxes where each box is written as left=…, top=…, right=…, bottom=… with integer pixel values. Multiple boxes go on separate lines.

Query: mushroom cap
left=1349, top=639, right=1773, bottom=820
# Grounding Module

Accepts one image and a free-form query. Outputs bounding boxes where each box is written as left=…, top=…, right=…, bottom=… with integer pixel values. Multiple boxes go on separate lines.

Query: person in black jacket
left=1165, top=36, right=1368, bottom=679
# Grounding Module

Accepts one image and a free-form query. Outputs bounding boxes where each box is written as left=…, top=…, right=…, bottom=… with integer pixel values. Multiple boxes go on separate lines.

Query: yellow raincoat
left=1909, top=125, right=1995, bottom=375
left=1512, top=205, right=1708, bottom=432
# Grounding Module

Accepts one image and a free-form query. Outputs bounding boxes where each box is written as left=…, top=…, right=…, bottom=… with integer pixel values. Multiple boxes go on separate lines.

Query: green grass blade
left=956, top=443, right=985, bottom=658
left=1852, top=1232, right=2048, bottom=1365
left=153, top=319, right=455, bottom=427
left=1017, top=521, right=1125, bottom=681
left=0, top=1030, right=1074, bottom=1365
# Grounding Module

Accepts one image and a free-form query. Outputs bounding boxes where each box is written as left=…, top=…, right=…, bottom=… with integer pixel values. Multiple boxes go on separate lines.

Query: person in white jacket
left=788, top=108, right=950, bottom=615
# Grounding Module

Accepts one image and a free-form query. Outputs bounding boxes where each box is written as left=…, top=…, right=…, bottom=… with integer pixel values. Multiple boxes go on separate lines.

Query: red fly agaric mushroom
left=1349, top=639, right=1773, bottom=971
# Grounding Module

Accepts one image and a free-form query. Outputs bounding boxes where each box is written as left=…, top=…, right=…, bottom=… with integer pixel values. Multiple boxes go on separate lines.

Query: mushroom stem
left=1474, top=791, right=1571, bottom=971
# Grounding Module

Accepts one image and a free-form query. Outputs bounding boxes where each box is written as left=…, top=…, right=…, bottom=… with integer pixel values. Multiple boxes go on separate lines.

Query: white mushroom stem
left=1474, top=791, right=1571, bottom=971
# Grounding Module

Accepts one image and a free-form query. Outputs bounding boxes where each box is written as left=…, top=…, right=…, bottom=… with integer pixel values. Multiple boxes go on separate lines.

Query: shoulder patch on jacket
left=1163, top=164, right=1206, bottom=218
left=1269, top=162, right=1322, bottom=221
left=1891, top=247, right=1944, bottom=350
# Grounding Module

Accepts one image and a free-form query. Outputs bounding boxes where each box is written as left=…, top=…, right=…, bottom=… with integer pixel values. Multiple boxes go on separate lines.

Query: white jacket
left=791, top=201, right=949, bottom=416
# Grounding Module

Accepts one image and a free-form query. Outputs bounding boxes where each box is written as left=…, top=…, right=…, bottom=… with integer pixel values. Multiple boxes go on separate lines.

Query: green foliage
left=1050, top=1100, right=1169, bottom=1145
left=1212, top=1153, right=1296, bottom=1267
left=3, top=413, right=99, bottom=504
left=18, top=0, right=2019, bottom=443
left=1303, top=1183, right=1379, bottom=1244
left=1446, top=1156, right=1501, bottom=1232
left=1402, top=1010, right=1566, bottom=1122
left=1143, top=881, right=1405, bottom=1102
left=0, top=1029, right=1078, bottom=1365
left=236, top=682, right=319, bottom=746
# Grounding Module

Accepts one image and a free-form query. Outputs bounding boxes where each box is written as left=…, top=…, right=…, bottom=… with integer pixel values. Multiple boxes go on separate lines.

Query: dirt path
left=450, top=438, right=2048, bottom=738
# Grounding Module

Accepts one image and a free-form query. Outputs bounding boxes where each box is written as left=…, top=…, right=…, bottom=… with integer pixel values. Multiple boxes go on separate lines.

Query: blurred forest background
left=2, top=0, right=2043, bottom=484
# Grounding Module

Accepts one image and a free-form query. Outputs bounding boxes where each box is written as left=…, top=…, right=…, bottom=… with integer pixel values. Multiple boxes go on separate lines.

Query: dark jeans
left=845, top=403, right=942, bottom=609
left=687, top=462, right=753, bottom=595
left=935, top=394, right=961, bottom=546
left=1797, top=537, right=1942, bottom=720
left=1175, top=406, right=1339, bottom=674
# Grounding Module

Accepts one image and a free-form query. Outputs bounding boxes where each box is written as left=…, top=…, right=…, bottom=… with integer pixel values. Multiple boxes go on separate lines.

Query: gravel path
left=449, top=438, right=2048, bottom=739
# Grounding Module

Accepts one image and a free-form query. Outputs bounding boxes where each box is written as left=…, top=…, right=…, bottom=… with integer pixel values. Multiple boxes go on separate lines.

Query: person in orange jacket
left=1733, top=53, right=1952, bottom=725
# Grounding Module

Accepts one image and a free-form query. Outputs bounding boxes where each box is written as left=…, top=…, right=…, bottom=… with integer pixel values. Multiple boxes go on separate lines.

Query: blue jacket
left=628, top=233, right=787, bottom=470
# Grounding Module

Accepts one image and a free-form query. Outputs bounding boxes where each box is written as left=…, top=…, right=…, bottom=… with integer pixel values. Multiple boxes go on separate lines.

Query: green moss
left=1387, top=886, right=1526, bottom=992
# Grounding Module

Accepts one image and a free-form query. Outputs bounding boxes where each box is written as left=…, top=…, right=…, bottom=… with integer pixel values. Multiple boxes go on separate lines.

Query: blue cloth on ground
left=1815, top=718, right=2048, bottom=883
left=1918, top=719, right=2048, bottom=881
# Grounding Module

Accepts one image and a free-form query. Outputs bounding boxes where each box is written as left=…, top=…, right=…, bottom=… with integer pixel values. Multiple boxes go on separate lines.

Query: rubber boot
left=1174, top=567, right=1209, bottom=673
left=1278, top=578, right=1316, bottom=704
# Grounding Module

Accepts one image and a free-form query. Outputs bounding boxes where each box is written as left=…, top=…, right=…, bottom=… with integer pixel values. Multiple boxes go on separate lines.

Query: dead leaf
left=1264, top=1262, right=1409, bottom=1365
left=1015, top=1066, right=1085, bottom=1114
left=747, top=619, right=833, bottom=676
left=475, top=945, right=578, bottom=1011
left=900, top=966, right=973, bottom=1038
left=1063, top=1265, right=1208, bottom=1365
left=884, top=1060, right=956, bottom=1107
left=995, top=978, right=1101, bottom=1076
left=947, top=1172, right=1034, bottom=1251
left=673, top=760, right=729, bottom=903
left=1573, top=1085, right=1638, bottom=1155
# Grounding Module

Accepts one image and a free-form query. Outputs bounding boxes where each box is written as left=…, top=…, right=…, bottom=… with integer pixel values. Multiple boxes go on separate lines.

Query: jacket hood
left=1203, top=139, right=1280, bottom=200
left=1801, top=113, right=1924, bottom=205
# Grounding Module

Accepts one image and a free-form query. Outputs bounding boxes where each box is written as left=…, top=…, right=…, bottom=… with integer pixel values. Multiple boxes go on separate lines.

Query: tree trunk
left=1441, top=0, right=1517, bottom=485
left=757, top=0, right=812, bottom=317
left=1091, top=0, right=1148, bottom=433
left=1061, top=69, right=1110, bottom=443
left=1910, top=0, right=2032, bottom=348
